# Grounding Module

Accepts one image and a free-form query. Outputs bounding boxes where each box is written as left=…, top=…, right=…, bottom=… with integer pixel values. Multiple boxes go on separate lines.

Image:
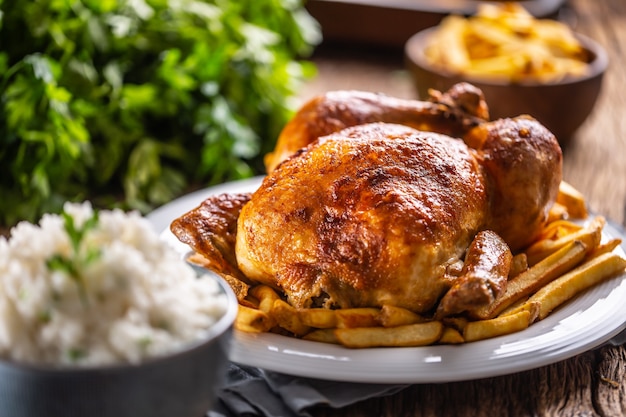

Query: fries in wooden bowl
left=404, top=3, right=608, bottom=143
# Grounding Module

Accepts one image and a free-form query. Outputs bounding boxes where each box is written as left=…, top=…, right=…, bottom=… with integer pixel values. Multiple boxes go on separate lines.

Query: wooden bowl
left=404, top=27, right=608, bottom=145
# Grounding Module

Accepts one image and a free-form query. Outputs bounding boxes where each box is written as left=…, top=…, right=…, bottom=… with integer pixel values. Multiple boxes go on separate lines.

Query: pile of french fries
left=233, top=181, right=626, bottom=348
left=424, top=3, right=590, bottom=83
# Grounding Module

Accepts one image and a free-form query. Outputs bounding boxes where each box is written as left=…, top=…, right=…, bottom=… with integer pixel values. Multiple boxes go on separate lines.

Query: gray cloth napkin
left=207, top=363, right=408, bottom=417
left=608, top=327, right=626, bottom=346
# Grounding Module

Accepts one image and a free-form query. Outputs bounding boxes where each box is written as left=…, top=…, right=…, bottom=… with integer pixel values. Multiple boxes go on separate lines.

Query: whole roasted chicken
left=172, top=83, right=562, bottom=317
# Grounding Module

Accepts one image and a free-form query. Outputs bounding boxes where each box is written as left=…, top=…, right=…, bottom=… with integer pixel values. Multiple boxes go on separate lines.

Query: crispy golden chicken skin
left=238, top=123, right=490, bottom=311
left=171, top=193, right=251, bottom=281
left=236, top=117, right=561, bottom=313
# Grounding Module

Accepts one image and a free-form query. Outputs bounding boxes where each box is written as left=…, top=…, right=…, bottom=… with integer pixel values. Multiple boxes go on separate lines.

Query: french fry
left=439, top=327, right=465, bottom=344
left=335, top=308, right=381, bottom=328
left=585, top=239, right=622, bottom=260
left=378, top=305, right=426, bottom=327
left=548, top=202, right=569, bottom=223
left=298, top=308, right=338, bottom=329
left=250, top=285, right=281, bottom=313
left=334, top=321, right=444, bottom=348
left=235, top=305, right=275, bottom=333
left=219, top=274, right=251, bottom=304
left=556, top=181, right=588, bottom=219
left=524, top=252, right=626, bottom=321
left=525, top=216, right=604, bottom=265
left=499, top=300, right=541, bottom=324
left=441, top=316, right=469, bottom=333
left=302, top=329, right=340, bottom=344
left=428, top=16, right=470, bottom=70
left=463, top=310, right=531, bottom=342
left=471, top=240, right=588, bottom=319
left=536, top=219, right=583, bottom=241
left=424, top=3, right=589, bottom=83
left=272, top=299, right=310, bottom=336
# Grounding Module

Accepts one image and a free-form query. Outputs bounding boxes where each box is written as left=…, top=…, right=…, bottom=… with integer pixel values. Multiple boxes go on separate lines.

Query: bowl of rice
left=0, top=202, right=238, bottom=417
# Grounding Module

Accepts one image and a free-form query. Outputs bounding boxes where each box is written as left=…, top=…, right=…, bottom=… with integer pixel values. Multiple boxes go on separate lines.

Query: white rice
left=0, top=202, right=228, bottom=367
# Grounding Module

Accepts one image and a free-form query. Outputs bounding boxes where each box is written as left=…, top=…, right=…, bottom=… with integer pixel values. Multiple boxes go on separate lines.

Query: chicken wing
left=170, top=193, right=251, bottom=282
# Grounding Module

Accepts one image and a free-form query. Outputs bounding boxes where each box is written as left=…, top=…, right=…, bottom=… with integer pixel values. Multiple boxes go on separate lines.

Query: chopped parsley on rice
left=0, top=202, right=227, bottom=366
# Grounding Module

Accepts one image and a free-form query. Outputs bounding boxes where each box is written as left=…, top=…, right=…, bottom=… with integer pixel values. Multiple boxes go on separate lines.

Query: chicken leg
left=264, top=83, right=489, bottom=173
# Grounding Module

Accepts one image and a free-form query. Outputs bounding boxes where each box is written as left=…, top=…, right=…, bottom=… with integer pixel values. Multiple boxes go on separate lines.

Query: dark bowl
left=404, top=26, right=608, bottom=145
left=0, top=272, right=238, bottom=417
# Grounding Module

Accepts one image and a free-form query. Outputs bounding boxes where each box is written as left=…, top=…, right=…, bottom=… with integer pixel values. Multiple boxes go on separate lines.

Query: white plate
left=147, top=177, right=626, bottom=384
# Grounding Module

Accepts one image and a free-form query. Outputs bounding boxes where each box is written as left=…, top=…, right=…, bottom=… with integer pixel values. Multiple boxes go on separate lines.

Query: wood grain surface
left=301, top=0, right=626, bottom=415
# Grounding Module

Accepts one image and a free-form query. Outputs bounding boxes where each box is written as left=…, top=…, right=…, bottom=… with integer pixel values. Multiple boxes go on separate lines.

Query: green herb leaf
left=0, top=0, right=320, bottom=227
left=67, top=347, right=86, bottom=362
left=46, top=208, right=101, bottom=307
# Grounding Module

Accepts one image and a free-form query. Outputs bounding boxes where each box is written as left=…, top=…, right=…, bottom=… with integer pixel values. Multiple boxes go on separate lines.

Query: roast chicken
left=171, top=83, right=562, bottom=317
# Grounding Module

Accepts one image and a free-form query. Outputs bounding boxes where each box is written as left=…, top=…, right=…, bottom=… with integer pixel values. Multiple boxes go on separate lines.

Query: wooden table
left=299, top=0, right=626, bottom=415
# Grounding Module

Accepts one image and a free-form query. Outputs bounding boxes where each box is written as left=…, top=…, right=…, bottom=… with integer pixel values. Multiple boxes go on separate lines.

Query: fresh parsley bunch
left=0, top=0, right=320, bottom=227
